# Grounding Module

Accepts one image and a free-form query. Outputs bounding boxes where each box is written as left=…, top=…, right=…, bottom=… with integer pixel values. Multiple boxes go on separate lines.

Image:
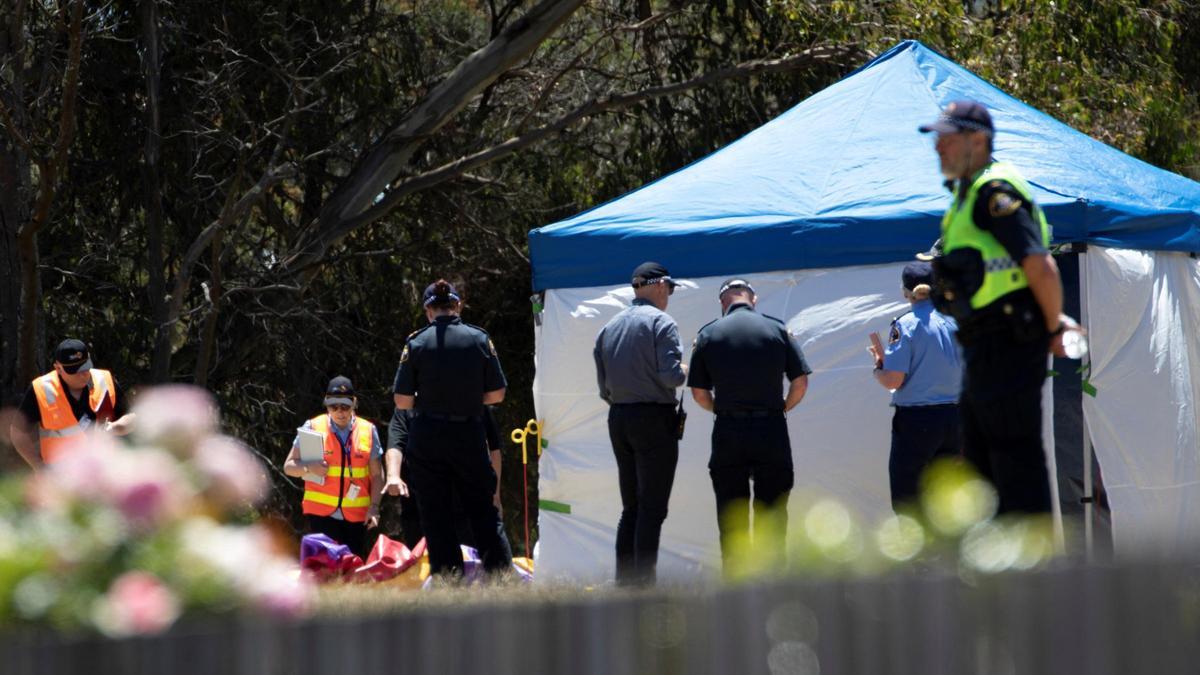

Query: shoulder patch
left=988, top=190, right=1023, bottom=218
left=889, top=324, right=901, bottom=344
left=399, top=344, right=410, bottom=363
left=487, top=338, right=498, bottom=356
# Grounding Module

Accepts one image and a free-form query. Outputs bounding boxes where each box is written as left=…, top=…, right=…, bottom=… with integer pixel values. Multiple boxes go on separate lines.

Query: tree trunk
left=139, top=0, right=171, bottom=382
left=0, top=0, right=30, bottom=399
left=0, top=145, right=28, bottom=399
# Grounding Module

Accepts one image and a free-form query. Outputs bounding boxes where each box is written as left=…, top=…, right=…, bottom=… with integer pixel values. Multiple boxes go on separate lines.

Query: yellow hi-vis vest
left=301, top=414, right=374, bottom=522
left=940, top=162, right=1051, bottom=310
left=31, top=369, right=117, bottom=464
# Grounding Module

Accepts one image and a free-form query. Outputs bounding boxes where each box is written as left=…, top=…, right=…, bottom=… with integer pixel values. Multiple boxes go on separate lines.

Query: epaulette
left=406, top=324, right=433, bottom=341
left=462, top=321, right=489, bottom=336
left=892, top=310, right=913, bottom=324
left=696, top=317, right=720, bottom=334
left=762, top=314, right=787, bottom=326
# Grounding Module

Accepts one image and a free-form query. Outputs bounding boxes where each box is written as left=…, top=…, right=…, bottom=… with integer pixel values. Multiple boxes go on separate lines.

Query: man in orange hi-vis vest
left=283, top=376, right=383, bottom=558
left=10, top=339, right=136, bottom=468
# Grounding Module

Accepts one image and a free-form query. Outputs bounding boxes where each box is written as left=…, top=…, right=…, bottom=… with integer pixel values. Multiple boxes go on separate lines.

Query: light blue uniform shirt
left=882, top=299, right=962, bottom=407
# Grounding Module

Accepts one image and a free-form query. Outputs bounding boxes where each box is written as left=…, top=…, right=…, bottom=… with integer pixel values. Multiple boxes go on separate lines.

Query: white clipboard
left=296, top=427, right=326, bottom=485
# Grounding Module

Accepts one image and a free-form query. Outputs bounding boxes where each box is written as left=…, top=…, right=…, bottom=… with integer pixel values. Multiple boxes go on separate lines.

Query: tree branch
left=283, top=0, right=587, bottom=273
left=337, top=44, right=862, bottom=237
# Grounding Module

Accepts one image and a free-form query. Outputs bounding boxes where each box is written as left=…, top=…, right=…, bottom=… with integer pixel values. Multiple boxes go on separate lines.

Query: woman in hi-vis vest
left=283, top=376, right=383, bottom=558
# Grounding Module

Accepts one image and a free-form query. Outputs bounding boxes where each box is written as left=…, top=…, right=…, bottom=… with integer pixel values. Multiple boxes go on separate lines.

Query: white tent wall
left=1082, top=246, right=1200, bottom=556
left=533, top=263, right=1059, bottom=582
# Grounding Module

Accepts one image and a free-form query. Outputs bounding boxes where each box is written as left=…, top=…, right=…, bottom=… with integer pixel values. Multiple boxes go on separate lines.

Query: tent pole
left=1079, top=248, right=1094, bottom=561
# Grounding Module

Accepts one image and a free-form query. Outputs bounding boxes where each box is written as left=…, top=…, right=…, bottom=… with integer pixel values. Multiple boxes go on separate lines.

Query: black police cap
left=324, top=375, right=356, bottom=406
left=919, top=100, right=994, bottom=136
left=631, top=261, right=678, bottom=288
left=54, top=338, right=92, bottom=374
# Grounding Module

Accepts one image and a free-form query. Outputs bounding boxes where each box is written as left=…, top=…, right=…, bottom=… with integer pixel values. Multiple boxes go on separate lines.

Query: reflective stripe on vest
left=940, top=162, right=1051, bottom=309
left=300, top=414, right=374, bottom=522
left=32, top=369, right=117, bottom=464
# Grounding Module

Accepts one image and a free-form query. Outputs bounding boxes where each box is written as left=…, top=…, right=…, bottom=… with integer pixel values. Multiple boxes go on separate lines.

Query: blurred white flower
left=192, top=435, right=269, bottom=510
left=132, top=385, right=220, bottom=456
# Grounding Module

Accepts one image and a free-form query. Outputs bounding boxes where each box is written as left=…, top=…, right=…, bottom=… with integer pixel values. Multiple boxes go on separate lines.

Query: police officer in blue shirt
left=688, top=279, right=811, bottom=570
left=393, top=279, right=514, bottom=578
left=869, top=262, right=963, bottom=511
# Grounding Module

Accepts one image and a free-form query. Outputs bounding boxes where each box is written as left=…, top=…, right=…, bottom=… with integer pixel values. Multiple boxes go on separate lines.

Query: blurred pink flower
left=132, top=385, right=220, bottom=456
left=93, top=571, right=181, bottom=636
left=26, top=436, right=122, bottom=511
left=108, top=449, right=194, bottom=529
left=192, top=436, right=268, bottom=510
left=252, top=563, right=313, bottom=618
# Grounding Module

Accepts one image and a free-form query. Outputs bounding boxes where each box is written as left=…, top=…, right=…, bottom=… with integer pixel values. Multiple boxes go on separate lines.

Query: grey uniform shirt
left=594, top=298, right=687, bottom=405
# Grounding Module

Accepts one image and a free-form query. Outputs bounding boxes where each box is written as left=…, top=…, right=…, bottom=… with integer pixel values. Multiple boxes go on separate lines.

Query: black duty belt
left=716, top=410, right=784, bottom=419
left=416, top=411, right=481, bottom=423
left=611, top=402, right=676, bottom=409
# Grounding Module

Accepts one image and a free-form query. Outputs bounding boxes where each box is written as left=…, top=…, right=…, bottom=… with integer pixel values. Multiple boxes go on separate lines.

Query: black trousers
left=307, top=515, right=369, bottom=560
left=399, top=455, right=484, bottom=550
left=608, top=403, right=679, bottom=586
left=889, top=404, right=961, bottom=511
left=397, top=459, right=424, bottom=550
left=961, top=332, right=1053, bottom=515
left=710, top=415, right=794, bottom=567
left=406, top=416, right=513, bottom=577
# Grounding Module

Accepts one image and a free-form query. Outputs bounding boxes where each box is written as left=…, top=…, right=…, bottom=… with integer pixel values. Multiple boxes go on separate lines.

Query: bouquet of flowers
left=0, top=385, right=311, bottom=636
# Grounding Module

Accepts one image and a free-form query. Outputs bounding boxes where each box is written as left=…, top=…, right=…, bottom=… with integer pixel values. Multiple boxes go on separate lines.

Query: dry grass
left=312, top=578, right=716, bottom=618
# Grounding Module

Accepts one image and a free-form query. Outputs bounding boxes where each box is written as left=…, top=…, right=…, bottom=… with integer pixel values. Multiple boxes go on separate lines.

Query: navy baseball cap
left=324, top=375, right=356, bottom=406
left=631, top=261, right=678, bottom=289
left=54, top=339, right=92, bottom=374
left=718, top=278, right=755, bottom=297
left=902, top=262, right=935, bottom=291
left=919, top=100, right=994, bottom=136
left=422, top=280, right=461, bottom=307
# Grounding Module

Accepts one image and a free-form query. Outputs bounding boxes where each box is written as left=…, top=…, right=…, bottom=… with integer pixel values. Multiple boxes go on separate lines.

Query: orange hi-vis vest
left=31, top=369, right=117, bottom=464
left=301, top=414, right=374, bottom=522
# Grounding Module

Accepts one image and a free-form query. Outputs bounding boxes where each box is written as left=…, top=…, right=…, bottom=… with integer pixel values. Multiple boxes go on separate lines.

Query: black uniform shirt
left=17, top=373, right=128, bottom=429
left=970, top=177, right=1047, bottom=265
left=687, top=303, right=811, bottom=413
left=392, top=316, right=507, bottom=418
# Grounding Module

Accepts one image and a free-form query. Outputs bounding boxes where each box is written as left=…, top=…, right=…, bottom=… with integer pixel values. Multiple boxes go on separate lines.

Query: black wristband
left=1050, top=321, right=1067, bottom=337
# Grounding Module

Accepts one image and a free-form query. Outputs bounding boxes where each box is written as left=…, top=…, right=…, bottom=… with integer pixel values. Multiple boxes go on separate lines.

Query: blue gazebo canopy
left=529, top=40, right=1200, bottom=291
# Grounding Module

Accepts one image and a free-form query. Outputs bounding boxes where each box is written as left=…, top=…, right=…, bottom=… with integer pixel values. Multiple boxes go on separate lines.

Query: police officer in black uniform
left=688, top=279, right=812, bottom=569
left=392, top=279, right=513, bottom=577
left=384, top=405, right=504, bottom=550
left=918, top=100, right=1083, bottom=514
